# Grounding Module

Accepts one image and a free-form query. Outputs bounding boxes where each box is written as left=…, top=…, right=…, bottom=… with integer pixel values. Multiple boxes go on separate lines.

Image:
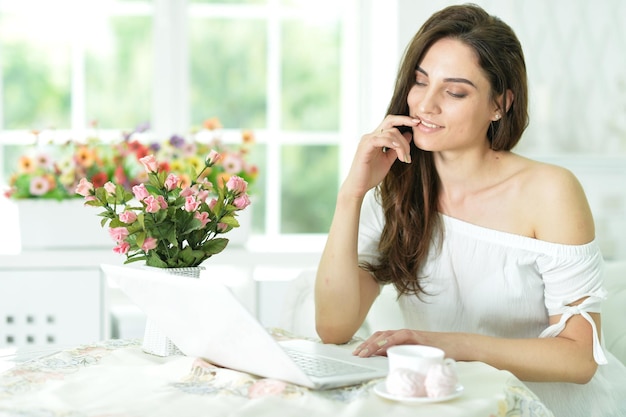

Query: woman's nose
left=418, top=88, right=440, bottom=115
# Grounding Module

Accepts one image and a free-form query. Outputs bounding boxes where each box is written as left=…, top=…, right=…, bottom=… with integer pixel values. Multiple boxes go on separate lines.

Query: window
left=0, top=0, right=359, bottom=243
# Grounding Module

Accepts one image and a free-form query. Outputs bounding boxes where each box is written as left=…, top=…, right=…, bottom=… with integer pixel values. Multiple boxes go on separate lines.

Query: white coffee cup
left=387, top=345, right=454, bottom=376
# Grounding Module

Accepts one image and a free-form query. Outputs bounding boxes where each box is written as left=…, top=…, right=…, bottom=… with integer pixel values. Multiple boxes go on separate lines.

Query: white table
left=0, top=334, right=555, bottom=417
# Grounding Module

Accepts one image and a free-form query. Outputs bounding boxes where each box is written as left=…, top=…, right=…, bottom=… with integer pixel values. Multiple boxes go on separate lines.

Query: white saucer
left=373, top=382, right=464, bottom=403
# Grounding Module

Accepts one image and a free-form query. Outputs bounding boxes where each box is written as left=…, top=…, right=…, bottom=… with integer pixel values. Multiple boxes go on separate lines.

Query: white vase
left=140, top=266, right=205, bottom=357
left=16, top=199, right=111, bottom=250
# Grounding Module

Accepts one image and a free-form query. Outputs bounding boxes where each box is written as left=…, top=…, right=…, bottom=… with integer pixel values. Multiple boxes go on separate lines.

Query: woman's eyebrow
left=416, top=67, right=477, bottom=89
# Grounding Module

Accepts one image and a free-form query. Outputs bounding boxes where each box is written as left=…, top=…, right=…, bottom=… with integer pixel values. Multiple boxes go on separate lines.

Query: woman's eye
left=447, top=91, right=467, bottom=98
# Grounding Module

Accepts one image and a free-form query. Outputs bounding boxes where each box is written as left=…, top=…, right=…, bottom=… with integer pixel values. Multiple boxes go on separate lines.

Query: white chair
left=279, top=268, right=403, bottom=340
left=278, top=268, right=319, bottom=339
left=603, top=261, right=626, bottom=365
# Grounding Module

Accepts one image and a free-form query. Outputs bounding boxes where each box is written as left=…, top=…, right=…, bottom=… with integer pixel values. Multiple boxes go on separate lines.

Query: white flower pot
left=16, top=199, right=112, bottom=250
left=140, top=266, right=204, bottom=357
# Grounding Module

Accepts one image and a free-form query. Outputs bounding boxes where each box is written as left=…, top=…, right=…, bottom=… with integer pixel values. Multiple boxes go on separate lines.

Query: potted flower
left=4, top=118, right=259, bottom=250
left=4, top=134, right=149, bottom=249
left=76, top=150, right=251, bottom=357
left=5, top=130, right=150, bottom=201
left=75, top=151, right=251, bottom=269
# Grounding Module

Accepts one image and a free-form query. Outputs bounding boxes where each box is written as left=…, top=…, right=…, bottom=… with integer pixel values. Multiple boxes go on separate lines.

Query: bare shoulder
left=516, top=156, right=594, bottom=245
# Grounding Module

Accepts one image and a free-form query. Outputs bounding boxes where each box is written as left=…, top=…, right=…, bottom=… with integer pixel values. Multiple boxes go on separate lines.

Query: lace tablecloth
left=0, top=333, right=554, bottom=417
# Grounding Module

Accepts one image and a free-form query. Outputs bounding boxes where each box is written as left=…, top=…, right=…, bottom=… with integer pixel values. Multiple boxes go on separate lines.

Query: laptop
left=101, top=264, right=388, bottom=389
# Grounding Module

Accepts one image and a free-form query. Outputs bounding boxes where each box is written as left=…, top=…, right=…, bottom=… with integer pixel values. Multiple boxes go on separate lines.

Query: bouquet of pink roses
left=75, top=150, right=251, bottom=268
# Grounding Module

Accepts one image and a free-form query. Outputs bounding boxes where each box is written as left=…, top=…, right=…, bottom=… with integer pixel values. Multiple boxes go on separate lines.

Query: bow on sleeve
left=539, top=293, right=608, bottom=365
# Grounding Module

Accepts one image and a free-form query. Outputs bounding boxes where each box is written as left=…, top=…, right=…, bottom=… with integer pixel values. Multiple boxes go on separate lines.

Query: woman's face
left=407, top=37, right=499, bottom=153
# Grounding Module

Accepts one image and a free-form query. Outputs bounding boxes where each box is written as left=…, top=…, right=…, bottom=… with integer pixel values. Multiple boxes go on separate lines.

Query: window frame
left=0, top=0, right=369, bottom=249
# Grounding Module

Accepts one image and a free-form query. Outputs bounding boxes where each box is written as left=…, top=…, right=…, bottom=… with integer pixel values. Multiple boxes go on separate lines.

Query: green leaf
left=157, top=170, right=167, bottom=185
left=123, top=189, right=134, bottom=202
left=145, top=184, right=160, bottom=197
left=219, top=214, right=240, bottom=227
left=146, top=252, right=168, bottom=268
left=202, top=238, right=229, bottom=256
left=95, top=187, right=108, bottom=203
left=173, top=195, right=186, bottom=208
left=135, top=231, right=146, bottom=248
left=166, top=227, right=179, bottom=246
left=85, top=199, right=105, bottom=208
left=127, top=222, right=144, bottom=234
left=137, top=213, right=145, bottom=229
left=178, top=246, right=205, bottom=267
left=147, top=172, right=161, bottom=189
left=181, top=217, right=203, bottom=234
left=156, top=210, right=168, bottom=223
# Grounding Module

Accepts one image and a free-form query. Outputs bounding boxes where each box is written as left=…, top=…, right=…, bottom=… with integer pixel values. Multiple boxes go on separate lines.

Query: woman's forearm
left=357, top=312, right=600, bottom=384
left=444, top=329, right=598, bottom=383
left=315, top=118, right=413, bottom=344
left=314, top=190, right=377, bottom=344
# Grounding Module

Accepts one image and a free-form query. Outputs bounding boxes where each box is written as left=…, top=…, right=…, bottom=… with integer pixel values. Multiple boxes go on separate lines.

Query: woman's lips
left=418, top=119, right=442, bottom=129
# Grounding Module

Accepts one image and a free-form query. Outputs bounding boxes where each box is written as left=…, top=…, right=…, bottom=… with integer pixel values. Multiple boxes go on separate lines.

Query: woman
left=314, top=4, right=626, bottom=416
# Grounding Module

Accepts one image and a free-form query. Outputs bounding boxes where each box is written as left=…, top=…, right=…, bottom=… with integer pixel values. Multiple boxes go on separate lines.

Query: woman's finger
left=376, top=128, right=412, bottom=164
left=377, top=115, right=421, bottom=133
left=353, top=331, right=395, bottom=357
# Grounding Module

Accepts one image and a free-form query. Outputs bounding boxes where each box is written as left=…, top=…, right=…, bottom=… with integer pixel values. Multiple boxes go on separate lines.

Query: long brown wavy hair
left=362, top=4, right=529, bottom=297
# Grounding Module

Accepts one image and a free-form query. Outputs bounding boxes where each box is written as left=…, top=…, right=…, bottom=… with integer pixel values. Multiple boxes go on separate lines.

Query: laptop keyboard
left=283, top=347, right=374, bottom=378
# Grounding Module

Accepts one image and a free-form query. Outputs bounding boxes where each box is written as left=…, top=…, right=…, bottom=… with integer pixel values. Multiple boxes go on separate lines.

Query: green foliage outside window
left=190, top=18, right=268, bottom=130
left=1, top=14, right=71, bottom=130
left=281, top=145, right=338, bottom=233
left=85, top=16, right=152, bottom=130
left=281, top=20, right=340, bottom=131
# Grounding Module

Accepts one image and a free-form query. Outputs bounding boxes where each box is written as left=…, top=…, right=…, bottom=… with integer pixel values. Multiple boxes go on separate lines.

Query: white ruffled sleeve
left=536, top=241, right=608, bottom=364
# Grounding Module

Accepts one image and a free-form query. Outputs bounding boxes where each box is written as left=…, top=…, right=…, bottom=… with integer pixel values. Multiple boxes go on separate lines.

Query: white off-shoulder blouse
left=357, top=189, right=626, bottom=417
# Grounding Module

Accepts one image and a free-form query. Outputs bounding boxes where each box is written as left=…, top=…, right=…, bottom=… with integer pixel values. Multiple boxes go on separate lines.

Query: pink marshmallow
left=424, top=363, right=459, bottom=398
left=386, top=368, right=427, bottom=397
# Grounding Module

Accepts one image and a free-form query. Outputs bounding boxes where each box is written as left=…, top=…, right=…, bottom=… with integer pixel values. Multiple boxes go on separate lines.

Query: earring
left=494, top=113, right=501, bottom=120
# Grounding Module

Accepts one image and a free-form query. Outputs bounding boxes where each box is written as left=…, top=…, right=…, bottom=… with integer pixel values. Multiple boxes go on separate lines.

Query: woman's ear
left=499, top=89, right=514, bottom=113
left=492, top=89, right=514, bottom=121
